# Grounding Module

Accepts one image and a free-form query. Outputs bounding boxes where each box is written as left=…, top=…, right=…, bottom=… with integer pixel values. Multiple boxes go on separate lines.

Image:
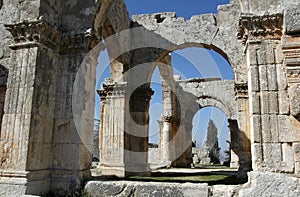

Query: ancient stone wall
left=0, top=0, right=299, bottom=196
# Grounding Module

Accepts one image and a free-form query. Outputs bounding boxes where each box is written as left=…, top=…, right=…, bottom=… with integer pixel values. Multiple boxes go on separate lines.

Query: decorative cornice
left=237, top=14, right=283, bottom=45
left=5, top=19, right=62, bottom=50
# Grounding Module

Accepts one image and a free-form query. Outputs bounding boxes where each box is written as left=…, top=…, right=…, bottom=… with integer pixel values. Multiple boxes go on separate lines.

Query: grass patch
left=127, top=172, right=247, bottom=185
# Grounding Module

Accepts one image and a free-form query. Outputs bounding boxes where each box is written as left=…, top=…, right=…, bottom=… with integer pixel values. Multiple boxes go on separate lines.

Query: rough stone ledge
left=84, top=181, right=209, bottom=197
left=239, top=171, right=300, bottom=197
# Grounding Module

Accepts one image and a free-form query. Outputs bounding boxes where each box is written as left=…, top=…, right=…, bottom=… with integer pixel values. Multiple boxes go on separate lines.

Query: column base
left=99, top=165, right=126, bottom=177
left=0, top=170, right=50, bottom=196
left=50, top=169, right=91, bottom=196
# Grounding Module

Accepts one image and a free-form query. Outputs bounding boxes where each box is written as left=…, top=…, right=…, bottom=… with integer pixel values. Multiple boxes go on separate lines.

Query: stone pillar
left=238, top=13, right=297, bottom=174
left=234, top=83, right=252, bottom=177
left=0, top=20, right=61, bottom=195
left=125, top=85, right=153, bottom=176
left=0, top=19, right=97, bottom=195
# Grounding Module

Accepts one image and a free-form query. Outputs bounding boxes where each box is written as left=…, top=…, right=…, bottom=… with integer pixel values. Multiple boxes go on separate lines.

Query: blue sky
left=124, top=0, right=230, bottom=19
left=95, top=0, right=233, bottom=161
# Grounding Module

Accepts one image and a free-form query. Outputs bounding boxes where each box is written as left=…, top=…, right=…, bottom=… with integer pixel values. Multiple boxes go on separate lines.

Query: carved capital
left=97, top=80, right=126, bottom=100
left=235, top=83, right=248, bottom=98
left=160, top=113, right=175, bottom=123
left=5, top=19, right=62, bottom=50
left=237, top=14, right=283, bottom=44
left=130, top=85, right=154, bottom=102
left=60, top=31, right=99, bottom=55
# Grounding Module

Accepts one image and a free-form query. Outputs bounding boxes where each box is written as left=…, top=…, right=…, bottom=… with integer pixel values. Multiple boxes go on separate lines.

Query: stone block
left=278, top=115, right=298, bottom=142
left=257, top=47, right=267, bottom=66
left=266, top=45, right=276, bottom=65
left=261, top=115, right=275, bottom=143
left=267, top=65, right=278, bottom=91
left=239, top=172, right=300, bottom=197
left=269, top=115, right=279, bottom=142
left=84, top=181, right=209, bottom=197
left=260, top=92, right=270, bottom=114
left=250, top=115, right=262, bottom=143
left=251, top=143, right=263, bottom=171
left=281, top=143, right=294, bottom=173
left=249, top=92, right=260, bottom=115
left=278, top=91, right=290, bottom=115
left=284, top=4, right=300, bottom=34
left=247, top=47, right=258, bottom=66
left=276, top=64, right=288, bottom=91
left=293, top=143, right=300, bottom=177
left=252, top=143, right=282, bottom=171
left=289, top=84, right=300, bottom=120
left=269, top=91, right=279, bottom=114
left=249, top=66, right=260, bottom=92
left=259, top=65, right=269, bottom=91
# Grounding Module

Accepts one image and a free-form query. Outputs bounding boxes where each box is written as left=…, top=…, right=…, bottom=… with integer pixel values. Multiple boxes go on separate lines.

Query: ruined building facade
left=0, top=0, right=299, bottom=196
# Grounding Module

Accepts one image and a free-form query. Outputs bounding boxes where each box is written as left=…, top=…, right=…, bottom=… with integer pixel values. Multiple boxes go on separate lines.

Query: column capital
left=5, top=19, right=62, bottom=50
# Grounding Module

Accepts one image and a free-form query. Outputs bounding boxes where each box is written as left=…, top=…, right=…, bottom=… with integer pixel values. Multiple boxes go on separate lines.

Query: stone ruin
left=0, top=0, right=299, bottom=196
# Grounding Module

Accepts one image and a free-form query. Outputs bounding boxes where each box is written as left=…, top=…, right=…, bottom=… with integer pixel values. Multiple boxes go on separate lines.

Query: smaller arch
left=197, top=96, right=234, bottom=120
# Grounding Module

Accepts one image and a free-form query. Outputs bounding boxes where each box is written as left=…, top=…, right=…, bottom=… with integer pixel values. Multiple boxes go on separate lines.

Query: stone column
left=160, top=113, right=174, bottom=164
left=97, top=81, right=127, bottom=177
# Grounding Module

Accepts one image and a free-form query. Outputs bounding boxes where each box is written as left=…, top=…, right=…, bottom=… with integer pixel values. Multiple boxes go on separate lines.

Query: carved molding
left=282, top=36, right=300, bottom=84
left=237, top=14, right=283, bottom=44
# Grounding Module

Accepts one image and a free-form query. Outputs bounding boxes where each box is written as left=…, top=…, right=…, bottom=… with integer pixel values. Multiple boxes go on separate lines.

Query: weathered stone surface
left=0, top=0, right=300, bottom=196
left=289, top=84, right=300, bottom=120
left=84, top=181, right=209, bottom=197
left=284, top=4, right=300, bottom=34
left=239, top=172, right=300, bottom=197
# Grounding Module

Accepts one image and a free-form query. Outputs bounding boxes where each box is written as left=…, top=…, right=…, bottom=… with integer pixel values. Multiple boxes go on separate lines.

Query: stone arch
left=131, top=2, right=246, bottom=82
left=197, top=96, right=233, bottom=120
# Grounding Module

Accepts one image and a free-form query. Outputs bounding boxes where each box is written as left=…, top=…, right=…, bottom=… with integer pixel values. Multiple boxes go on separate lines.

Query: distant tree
left=205, top=119, right=218, bottom=148
left=205, top=119, right=220, bottom=164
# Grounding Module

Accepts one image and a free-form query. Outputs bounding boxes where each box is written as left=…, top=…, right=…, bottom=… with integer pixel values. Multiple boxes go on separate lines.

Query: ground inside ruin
left=91, top=165, right=247, bottom=185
